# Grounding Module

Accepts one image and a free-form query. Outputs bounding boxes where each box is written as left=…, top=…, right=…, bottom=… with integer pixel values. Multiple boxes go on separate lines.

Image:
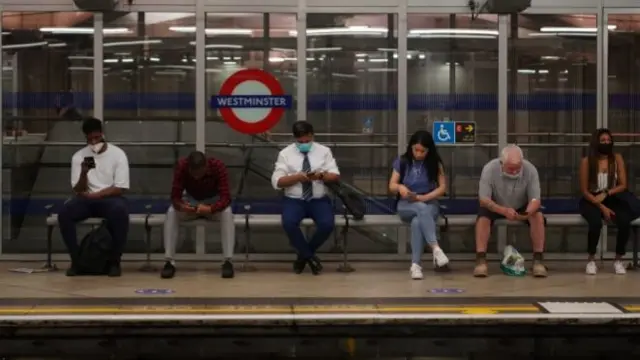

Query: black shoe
left=107, top=263, right=122, bottom=277
left=293, top=256, right=306, bottom=274
left=161, top=262, right=176, bottom=279
left=307, top=257, right=322, bottom=275
left=66, top=266, right=78, bottom=277
left=221, top=260, right=234, bottom=279
left=311, top=256, right=323, bottom=272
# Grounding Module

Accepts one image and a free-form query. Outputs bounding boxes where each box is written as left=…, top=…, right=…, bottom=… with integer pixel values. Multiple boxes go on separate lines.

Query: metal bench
left=43, top=207, right=640, bottom=273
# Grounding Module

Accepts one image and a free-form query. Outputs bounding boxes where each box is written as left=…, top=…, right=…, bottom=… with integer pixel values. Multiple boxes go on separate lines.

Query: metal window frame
left=0, top=5, right=626, bottom=260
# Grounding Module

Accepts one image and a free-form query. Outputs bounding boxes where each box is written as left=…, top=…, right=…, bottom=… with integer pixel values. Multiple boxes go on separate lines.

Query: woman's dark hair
left=587, top=128, right=615, bottom=189
left=401, top=130, right=444, bottom=183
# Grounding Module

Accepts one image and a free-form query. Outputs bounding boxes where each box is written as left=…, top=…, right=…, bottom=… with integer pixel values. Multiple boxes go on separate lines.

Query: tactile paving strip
left=537, top=302, right=623, bottom=314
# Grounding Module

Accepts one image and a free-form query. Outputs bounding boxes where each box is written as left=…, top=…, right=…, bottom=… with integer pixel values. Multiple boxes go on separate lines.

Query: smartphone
left=408, top=192, right=417, bottom=200
left=83, top=156, right=96, bottom=169
left=518, top=210, right=529, bottom=216
left=306, top=171, right=317, bottom=177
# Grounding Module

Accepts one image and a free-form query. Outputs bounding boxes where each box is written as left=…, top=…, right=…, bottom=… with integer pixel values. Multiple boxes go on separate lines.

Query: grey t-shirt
left=478, top=158, right=541, bottom=210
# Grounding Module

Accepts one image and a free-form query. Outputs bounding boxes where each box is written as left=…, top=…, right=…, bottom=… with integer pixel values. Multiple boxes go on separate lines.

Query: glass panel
left=305, top=13, right=398, bottom=254
left=205, top=13, right=297, bottom=254
left=607, top=14, right=639, bottom=254
left=1, top=12, right=94, bottom=254
left=508, top=14, right=598, bottom=253
left=100, top=12, right=196, bottom=254
left=408, top=14, right=498, bottom=254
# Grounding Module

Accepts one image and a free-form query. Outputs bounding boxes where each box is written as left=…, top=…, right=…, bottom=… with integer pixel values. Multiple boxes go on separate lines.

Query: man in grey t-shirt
left=474, top=145, right=547, bottom=278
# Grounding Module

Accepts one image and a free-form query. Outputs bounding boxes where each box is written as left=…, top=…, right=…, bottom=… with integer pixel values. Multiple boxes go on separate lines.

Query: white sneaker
left=585, top=261, right=597, bottom=275
left=614, top=260, right=627, bottom=275
left=433, top=248, right=450, bottom=268
left=410, top=263, right=423, bottom=280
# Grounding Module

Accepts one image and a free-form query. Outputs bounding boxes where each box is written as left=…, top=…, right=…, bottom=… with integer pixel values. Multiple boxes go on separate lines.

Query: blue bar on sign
left=210, top=95, right=293, bottom=109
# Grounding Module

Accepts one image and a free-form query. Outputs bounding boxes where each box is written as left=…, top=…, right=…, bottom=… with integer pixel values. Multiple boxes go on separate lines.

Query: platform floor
left=1, top=260, right=640, bottom=313
left=3, top=261, right=640, bottom=359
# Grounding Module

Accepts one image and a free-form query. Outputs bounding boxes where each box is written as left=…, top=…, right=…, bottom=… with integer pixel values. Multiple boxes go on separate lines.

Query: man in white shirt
left=271, top=121, right=340, bottom=275
left=57, top=117, right=130, bottom=277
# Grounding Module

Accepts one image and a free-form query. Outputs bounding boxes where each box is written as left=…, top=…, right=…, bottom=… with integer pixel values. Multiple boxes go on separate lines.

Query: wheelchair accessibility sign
left=433, top=121, right=455, bottom=144
left=432, top=121, right=476, bottom=145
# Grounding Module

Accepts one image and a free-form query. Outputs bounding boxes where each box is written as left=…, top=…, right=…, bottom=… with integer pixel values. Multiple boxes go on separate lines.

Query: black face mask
left=597, top=143, right=613, bottom=155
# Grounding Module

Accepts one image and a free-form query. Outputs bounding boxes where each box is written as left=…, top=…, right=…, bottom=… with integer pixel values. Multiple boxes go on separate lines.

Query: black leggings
left=579, top=196, right=632, bottom=256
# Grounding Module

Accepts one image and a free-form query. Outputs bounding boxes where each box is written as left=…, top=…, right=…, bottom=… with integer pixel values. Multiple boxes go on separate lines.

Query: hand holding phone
left=83, top=156, right=95, bottom=170
left=407, top=192, right=418, bottom=201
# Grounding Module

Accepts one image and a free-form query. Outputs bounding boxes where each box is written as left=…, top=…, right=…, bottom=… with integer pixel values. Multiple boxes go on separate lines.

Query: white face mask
left=502, top=171, right=521, bottom=180
left=90, top=142, right=105, bottom=154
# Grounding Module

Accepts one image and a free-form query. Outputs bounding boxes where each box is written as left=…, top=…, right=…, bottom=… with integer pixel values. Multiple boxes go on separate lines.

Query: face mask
left=296, top=142, right=312, bottom=153
left=502, top=172, right=521, bottom=180
left=598, top=143, right=613, bottom=155
left=90, top=141, right=105, bottom=154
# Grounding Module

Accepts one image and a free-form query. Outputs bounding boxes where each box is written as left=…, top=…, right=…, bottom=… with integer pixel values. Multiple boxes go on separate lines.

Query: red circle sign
left=216, top=69, right=287, bottom=134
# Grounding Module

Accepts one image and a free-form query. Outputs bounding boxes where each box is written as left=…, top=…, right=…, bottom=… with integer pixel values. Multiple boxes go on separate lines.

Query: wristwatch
left=319, top=172, right=325, bottom=180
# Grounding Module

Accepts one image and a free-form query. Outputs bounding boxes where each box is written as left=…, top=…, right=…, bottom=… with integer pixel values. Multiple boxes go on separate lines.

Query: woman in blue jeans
left=388, top=130, right=448, bottom=279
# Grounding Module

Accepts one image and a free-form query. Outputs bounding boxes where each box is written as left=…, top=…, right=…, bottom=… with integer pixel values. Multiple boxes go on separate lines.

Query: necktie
left=302, top=153, right=312, bottom=201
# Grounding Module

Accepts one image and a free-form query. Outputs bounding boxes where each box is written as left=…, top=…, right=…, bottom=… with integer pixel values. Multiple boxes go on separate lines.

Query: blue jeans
left=281, top=196, right=334, bottom=259
left=397, top=200, right=439, bottom=265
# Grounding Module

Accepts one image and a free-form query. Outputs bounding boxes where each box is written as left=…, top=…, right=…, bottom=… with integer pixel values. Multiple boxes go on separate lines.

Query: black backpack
left=326, top=182, right=366, bottom=220
left=76, top=221, right=112, bottom=275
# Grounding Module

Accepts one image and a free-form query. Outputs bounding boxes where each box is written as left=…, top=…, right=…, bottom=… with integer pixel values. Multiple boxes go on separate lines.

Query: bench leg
left=240, top=223, right=256, bottom=272
left=329, top=229, right=341, bottom=253
left=139, top=225, right=157, bottom=272
left=337, top=226, right=354, bottom=273
left=42, top=225, right=57, bottom=271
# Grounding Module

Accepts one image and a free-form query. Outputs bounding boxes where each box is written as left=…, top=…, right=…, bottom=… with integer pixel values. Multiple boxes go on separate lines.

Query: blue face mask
left=296, top=142, right=312, bottom=153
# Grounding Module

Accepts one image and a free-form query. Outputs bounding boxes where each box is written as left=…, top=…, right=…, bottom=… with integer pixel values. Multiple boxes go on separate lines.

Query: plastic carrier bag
left=500, top=245, right=526, bottom=276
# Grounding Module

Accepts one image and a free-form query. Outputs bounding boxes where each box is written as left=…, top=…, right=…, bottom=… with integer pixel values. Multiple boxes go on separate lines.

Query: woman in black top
left=579, top=128, right=631, bottom=275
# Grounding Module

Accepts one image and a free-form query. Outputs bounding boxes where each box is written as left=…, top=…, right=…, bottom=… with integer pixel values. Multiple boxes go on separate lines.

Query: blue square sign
left=432, top=121, right=456, bottom=144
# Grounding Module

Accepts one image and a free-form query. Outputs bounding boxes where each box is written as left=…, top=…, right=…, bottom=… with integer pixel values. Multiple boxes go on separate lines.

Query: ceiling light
left=411, top=29, right=498, bottom=35
left=540, top=25, right=616, bottom=32
left=307, top=47, right=341, bottom=52
left=104, top=40, right=162, bottom=47
left=170, top=26, right=252, bottom=36
left=289, top=26, right=388, bottom=37
left=40, top=27, right=131, bottom=34
left=541, top=56, right=561, bottom=60
left=188, top=41, right=244, bottom=49
left=69, top=55, right=94, bottom=60
left=69, top=66, right=93, bottom=71
left=2, top=41, right=48, bottom=50
left=48, top=42, right=67, bottom=48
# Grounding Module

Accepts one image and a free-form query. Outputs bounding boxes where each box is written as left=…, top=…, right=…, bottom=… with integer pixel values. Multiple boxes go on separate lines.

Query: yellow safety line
left=623, top=306, right=640, bottom=311
left=377, top=306, right=539, bottom=312
left=0, top=305, right=540, bottom=315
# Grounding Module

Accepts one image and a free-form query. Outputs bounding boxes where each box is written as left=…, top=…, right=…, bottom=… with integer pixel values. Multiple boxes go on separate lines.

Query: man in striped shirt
left=162, top=151, right=235, bottom=279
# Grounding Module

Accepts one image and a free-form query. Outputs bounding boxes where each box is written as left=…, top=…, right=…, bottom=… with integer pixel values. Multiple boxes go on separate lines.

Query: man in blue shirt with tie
left=271, top=121, right=341, bottom=275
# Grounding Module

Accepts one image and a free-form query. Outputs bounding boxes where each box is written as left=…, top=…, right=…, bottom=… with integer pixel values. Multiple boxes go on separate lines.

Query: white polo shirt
left=271, top=142, right=340, bottom=199
left=70, top=144, right=130, bottom=193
